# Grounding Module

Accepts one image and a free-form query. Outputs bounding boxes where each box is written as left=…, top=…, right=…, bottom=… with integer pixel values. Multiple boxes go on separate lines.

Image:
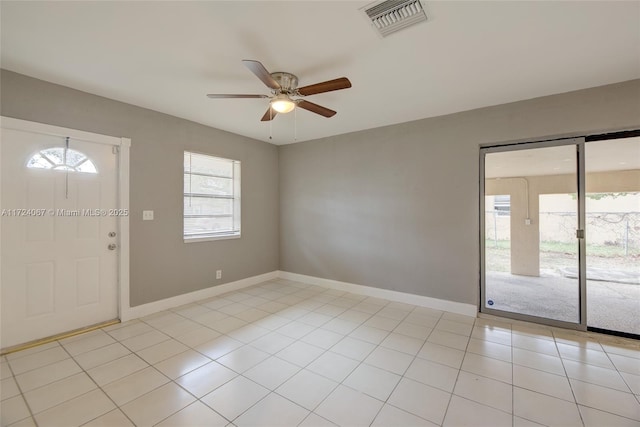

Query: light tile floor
left=1, top=278, right=639, bottom=427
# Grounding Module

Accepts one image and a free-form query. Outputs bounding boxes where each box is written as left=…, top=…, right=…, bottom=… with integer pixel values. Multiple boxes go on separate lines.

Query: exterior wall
left=1, top=70, right=280, bottom=306
left=486, top=178, right=539, bottom=276
left=486, top=170, right=640, bottom=276
left=279, top=80, right=640, bottom=305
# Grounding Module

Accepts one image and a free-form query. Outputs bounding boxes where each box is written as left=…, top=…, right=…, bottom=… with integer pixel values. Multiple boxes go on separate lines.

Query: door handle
left=108, top=243, right=117, bottom=250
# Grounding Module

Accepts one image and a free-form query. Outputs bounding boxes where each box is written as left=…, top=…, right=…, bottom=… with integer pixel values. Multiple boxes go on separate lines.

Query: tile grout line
left=366, top=309, right=443, bottom=425
left=56, top=336, right=139, bottom=427
left=4, top=279, right=639, bottom=427
left=552, top=331, right=640, bottom=426
left=134, top=307, right=264, bottom=426
left=102, top=317, right=231, bottom=426
left=552, top=328, right=596, bottom=427
left=598, top=338, right=639, bottom=399
left=190, top=286, right=375, bottom=425
left=3, top=350, right=38, bottom=426
left=294, top=304, right=392, bottom=426
left=437, top=313, right=476, bottom=427
left=158, top=283, right=382, bottom=425
left=332, top=304, right=411, bottom=426
left=261, top=287, right=391, bottom=424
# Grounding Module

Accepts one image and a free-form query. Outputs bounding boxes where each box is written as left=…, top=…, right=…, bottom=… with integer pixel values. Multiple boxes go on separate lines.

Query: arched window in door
left=27, top=147, right=97, bottom=174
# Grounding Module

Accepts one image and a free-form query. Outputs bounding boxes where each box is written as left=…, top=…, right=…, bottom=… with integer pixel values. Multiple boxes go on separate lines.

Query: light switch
left=143, top=210, right=154, bottom=221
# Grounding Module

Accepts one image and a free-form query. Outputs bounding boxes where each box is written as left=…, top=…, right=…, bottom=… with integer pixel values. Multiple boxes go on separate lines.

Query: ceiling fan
left=207, top=60, right=352, bottom=121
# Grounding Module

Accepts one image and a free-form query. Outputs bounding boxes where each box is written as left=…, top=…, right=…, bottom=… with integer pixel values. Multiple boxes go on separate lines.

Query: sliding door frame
left=479, top=137, right=587, bottom=331
left=584, top=129, right=640, bottom=339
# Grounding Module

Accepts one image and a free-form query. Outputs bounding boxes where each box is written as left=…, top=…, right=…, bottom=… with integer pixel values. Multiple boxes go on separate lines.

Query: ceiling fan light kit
left=270, top=94, right=296, bottom=113
left=206, top=59, right=351, bottom=121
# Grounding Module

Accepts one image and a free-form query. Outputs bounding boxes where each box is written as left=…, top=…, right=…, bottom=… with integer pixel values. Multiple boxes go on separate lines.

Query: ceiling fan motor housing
left=271, top=72, right=299, bottom=93
left=206, top=60, right=350, bottom=120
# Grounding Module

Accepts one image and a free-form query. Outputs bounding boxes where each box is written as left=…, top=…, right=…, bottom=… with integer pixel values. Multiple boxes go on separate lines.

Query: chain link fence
left=485, top=211, right=640, bottom=255
left=485, top=210, right=640, bottom=273
left=540, top=212, right=640, bottom=256
left=485, top=210, right=511, bottom=245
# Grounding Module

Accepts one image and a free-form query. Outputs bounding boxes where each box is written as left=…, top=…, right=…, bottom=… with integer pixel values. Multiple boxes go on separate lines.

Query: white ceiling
left=1, top=1, right=639, bottom=145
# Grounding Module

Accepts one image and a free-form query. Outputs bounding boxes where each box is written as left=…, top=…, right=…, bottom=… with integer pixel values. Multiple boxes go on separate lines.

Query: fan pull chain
left=64, top=137, right=70, bottom=199
left=269, top=107, right=273, bottom=140
left=189, top=152, right=192, bottom=208
left=294, top=106, right=297, bottom=141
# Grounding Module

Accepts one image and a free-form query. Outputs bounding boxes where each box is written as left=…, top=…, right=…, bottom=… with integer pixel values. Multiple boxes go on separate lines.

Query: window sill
left=184, top=233, right=241, bottom=243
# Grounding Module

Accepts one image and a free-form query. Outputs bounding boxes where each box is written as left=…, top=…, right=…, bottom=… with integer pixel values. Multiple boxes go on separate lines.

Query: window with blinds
left=184, top=151, right=241, bottom=241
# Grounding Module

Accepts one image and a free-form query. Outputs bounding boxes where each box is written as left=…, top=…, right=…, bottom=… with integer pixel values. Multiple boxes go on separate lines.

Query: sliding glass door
left=481, top=140, right=583, bottom=329
left=481, top=134, right=640, bottom=336
left=584, top=137, right=640, bottom=336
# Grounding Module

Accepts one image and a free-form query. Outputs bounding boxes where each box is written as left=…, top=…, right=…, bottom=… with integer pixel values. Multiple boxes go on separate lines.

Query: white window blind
left=184, top=151, right=240, bottom=241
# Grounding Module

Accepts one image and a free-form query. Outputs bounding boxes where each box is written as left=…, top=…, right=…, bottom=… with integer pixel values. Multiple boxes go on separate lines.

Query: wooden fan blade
left=297, top=100, right=336, bottom=118
left=207, top=94, right=269, bottom=99
left=243, top=60, right=281, bottom=90
left=297, top=77, right=351, bottom=96
left=260, top=107, right=278, bottom=121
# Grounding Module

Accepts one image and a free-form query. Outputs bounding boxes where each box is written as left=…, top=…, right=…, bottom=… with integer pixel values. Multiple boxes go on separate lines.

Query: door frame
left=0, top=116, right=130, bottom=325
left=479, top=137, right=588, bottom=331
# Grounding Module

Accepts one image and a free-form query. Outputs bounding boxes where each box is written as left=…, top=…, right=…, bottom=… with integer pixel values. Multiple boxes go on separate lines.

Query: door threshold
left=587, top=327, right=640, bottom=341
left=1, top=319, right=120, bottom=356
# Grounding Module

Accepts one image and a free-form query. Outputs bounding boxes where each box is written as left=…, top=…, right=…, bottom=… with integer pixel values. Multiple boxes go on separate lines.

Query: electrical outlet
left=216, top=270, right=222, bottom=280
left=143, top=210, right=154, bottom=221
left=525, top=218, right=531, bottom=225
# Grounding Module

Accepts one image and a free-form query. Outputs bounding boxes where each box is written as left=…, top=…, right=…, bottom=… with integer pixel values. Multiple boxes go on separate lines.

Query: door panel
left=76, top=257, right=101, bottom=306
left=585, top=137, right=640, bottom=336
left=482, top=142, right=583, bottom=327
left=25, top=261, right=55, bottom=316
left=1, top=128, right=118, bottom=348
left=26, top=178, right=55, bottom=242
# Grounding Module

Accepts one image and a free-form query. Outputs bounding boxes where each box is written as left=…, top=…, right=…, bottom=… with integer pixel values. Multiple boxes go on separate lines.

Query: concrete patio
left=485, top=270, right=640, bottom=335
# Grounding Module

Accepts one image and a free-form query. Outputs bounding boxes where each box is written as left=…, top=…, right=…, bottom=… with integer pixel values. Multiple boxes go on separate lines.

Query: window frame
left=183, top=151, right=241, bottom=243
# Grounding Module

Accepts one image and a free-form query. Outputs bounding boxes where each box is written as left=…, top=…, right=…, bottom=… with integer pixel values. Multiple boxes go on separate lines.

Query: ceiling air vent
left=362, top=0, right=427, bottom=37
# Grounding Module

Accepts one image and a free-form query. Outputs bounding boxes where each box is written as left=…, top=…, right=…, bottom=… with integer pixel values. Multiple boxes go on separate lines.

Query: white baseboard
left=278, top=271, right=478, bottom=317
left=121, top=271, right=279, bottom=322
left=120, top=269, right=477, bottom=323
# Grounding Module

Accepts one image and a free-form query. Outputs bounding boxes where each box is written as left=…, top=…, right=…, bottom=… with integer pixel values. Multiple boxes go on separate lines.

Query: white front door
left=1, top=127, right=119, bottom=348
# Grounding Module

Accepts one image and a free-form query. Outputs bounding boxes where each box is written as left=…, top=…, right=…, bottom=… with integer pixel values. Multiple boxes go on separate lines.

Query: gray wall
left=279, top=80, right=640, bottom=305
left=1, top=70, right=279, bottom=307
left=3, top=69, right=639, bottom=310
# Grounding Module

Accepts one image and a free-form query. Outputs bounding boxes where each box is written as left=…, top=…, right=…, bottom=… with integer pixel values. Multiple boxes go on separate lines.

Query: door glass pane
left=27, top=147, right=97, bottom=174
left=484, top=145, right=579, bottom=323
left=585, top=137, right=640, bottom=335
left=485, top=195, right=511, bottom=274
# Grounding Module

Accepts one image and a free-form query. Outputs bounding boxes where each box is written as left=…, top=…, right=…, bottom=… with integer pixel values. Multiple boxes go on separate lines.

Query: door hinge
left=576, top=229, right=585, bottom=239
